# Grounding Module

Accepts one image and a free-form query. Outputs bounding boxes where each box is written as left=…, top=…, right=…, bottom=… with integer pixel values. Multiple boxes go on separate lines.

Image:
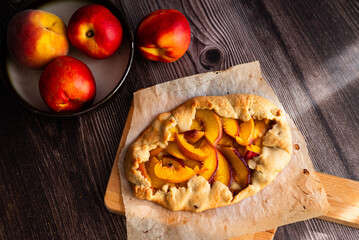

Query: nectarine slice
left=198, top=141, right=218, bottom=182
left=166, top=142, right=203, bottom=169
left=150, top=147, right=164, bottom=157
left=244, top=144, right=261, bottom=160
left=253, top=120, right=267, bottom=140
left=245, top=144, right=261, bottom=154
left=183, top=159, right=203, bottom=169
left=236, top=118, right=254, bottom=146
left=222, top=118, right=240, bottom=139
left=221, top=147, right=251, bottom=189
left=235, top=144, right=247, bottom=157
left=213, top=150, right=232, bottom=187
left=218, top=133, right=235, bottom=147
left=146, top=156, right=166, bottom=189
left=166, top=141, right=186, bottom=160
left=168, top=126, right=179, bottom=141
left=154, top=156, right=197, bottom=183
left=175, top=133, right=210, bottom=161
left=184, top=129, right=205, bottom=144
left=190, top=118, right=203, bottom=130
left=195, top=110, right=223, bottom=146
left=244, top=151, right=260, bottom=160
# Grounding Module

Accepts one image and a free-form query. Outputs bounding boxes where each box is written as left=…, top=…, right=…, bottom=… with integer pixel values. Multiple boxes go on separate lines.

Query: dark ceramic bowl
left=0, top=0, right=134, bottom=117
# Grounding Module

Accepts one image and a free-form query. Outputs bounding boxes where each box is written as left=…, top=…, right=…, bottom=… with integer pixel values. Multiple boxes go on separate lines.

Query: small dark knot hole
left=205, top=49, right=221, bottom=63
left=200, top=48, right=223, bottom=70
left=86, top=30, right=94, bottom=38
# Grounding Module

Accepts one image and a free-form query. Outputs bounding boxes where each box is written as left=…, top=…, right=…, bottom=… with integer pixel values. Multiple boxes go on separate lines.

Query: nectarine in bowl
left=0, top=0, right=134, bottom=117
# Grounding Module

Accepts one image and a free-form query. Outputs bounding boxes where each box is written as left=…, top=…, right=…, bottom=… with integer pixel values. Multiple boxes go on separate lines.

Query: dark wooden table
left=1, top=0, right=358, bottom=239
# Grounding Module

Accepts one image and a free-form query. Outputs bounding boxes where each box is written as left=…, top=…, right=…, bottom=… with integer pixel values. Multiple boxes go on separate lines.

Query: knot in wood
left=200, top=48, right=223, bottom=70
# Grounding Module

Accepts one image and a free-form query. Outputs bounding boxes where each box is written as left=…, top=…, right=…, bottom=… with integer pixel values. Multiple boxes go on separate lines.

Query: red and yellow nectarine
left=67, top=4, right=123, bottom=59
left=39, top=56, right=96, bottom=112
left=136, top=9, right=191, bottom=63
left=7, top=9, right=69, bottom=69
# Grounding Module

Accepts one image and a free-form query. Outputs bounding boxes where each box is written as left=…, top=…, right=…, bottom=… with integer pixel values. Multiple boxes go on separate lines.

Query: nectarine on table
left=7, top=9, right=69, bottom=69
left=67, top=4, right=123, bottom=59
left=39, top=56, right=96, bottom=113
left=136, top=9, right=191, bottom=63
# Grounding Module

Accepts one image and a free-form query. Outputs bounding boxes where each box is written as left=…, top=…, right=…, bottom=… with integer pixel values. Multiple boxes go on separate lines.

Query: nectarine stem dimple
left=86, top=30, right=94, bottom=38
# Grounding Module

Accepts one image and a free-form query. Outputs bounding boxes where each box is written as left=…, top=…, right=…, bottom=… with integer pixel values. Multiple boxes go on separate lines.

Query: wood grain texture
left=0, top=0, right=359, bottom=239
left=317, top=172, right=359, bottom=229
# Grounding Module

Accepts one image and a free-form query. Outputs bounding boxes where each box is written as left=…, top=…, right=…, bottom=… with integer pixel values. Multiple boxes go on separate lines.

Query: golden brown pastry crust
left=124, top=94, right=292, bottom=212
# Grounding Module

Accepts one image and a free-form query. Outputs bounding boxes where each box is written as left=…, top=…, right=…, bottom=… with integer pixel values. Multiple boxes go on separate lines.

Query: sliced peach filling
left=236, top=118, right=254, bottom=146
left=145, top=156, right=166, bottom=189
left=184, top=129, right=205, bottom=144
left=175, top=133, right=210, bottom=161
left=221, top=147, right=251, bottom=189
left=213, top=150, right=232, bottom=187
left=154, top=156, right=199, bottom=183
left=222, top=118, right=239, bottom=139
left=195, top=110, right=223, bottom=146
left=197, top=142, right=218, bottom=181
left=139, top=110, right=271, bottom=193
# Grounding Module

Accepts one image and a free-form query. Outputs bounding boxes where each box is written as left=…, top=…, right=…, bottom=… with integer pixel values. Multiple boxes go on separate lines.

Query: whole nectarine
left=136, top=9, right=191, bottom=63
left=7, top=9, right=69, bottom=69
left=67, top=4, right=123, bottom=59
left=39, top=56, right=96, bottom=113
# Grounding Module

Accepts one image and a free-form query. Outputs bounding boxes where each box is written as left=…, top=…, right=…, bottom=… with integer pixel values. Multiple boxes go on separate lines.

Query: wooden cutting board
left=104, top=104, right=359, bottom=239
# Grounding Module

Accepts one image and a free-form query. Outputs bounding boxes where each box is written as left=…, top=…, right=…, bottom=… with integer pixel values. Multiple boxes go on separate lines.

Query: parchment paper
left=118, top=61, right=330, bottom=239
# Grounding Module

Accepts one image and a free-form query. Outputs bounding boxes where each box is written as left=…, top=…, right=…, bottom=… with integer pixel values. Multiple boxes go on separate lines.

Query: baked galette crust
left=124, top=94, right=292, bottom=212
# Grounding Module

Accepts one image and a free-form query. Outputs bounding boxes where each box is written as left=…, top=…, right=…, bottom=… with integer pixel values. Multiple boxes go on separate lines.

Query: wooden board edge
left=104, top=153, right=125, bottom=215
left=316, top=172, right=359, bottom=229
left=235, top=228, right=277, bottom=240
left=104, top=102, right=134, bottom=215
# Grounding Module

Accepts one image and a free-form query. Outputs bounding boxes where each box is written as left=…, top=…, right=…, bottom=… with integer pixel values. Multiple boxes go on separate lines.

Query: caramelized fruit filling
left=140, top=110, right=272, bottom=193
